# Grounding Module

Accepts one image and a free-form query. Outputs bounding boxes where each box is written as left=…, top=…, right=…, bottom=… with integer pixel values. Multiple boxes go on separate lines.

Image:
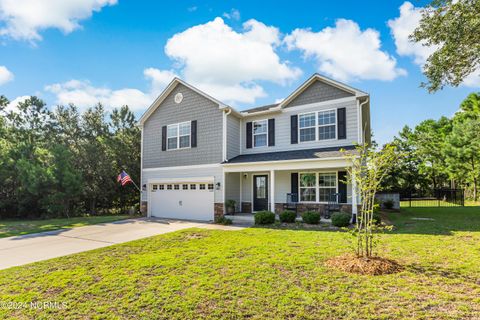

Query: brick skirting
left=274, top=203, right=360, bottom=214
left=241, top=202, right=252, bottom=213
left=140, top=201, right=148, bottom=214
left=214, top=203, right=224, bottom=220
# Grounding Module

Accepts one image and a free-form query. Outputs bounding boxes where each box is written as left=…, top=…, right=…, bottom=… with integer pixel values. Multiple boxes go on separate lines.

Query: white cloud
left=0, top=65, right=13, bottom=85
left=388, top=1, right=480, bottom=88
left=3, top=95, right=28, bottom=113
left=0, top=0, right=117, bottom=41
left=285, top=19, right=406, bottom=82
left=44, top=67, right=176, bottom=112
left=462, top=69, right=480, bottom=87
left=223, top=8, right=240, bottom=21
left=187, top=6, right=197, bottom=12
left=388, top=1, right=436, bottom=65
left=164, top=17, right=301, bottom=104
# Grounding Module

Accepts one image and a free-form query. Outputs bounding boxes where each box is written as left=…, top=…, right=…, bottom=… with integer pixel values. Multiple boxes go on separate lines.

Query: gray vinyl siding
left=284, top=80, right=353, bottom=108
left=141, top=165, right=223, bottom=202
left=142, top=83, right=223, bottom=168
left=225, top=172, right=241, bottom=211
left=241, top=98, right=358, bottom=154
left=227, top=114, right=240, bottom=160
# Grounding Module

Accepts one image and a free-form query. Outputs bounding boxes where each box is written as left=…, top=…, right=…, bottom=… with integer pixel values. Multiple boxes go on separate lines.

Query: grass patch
left=0, top=215, right=133, bottom=238
left=0, top=208, right=479, bottom=319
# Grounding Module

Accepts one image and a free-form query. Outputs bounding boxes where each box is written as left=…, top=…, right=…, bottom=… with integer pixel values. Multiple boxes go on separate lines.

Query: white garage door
left=149, top=182, right=214, bottom=221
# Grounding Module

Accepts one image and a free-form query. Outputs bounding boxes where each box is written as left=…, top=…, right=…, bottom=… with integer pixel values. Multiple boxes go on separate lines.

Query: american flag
left=117, top=170, right=133, bottom=186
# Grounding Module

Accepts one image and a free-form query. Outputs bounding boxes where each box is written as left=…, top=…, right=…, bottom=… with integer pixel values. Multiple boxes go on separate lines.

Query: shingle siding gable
left=284, top=79, right=353, bottom=108
left=142, top=83, right=223, bottom=168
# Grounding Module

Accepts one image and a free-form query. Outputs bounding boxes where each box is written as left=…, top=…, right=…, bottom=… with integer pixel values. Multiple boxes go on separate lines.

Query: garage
left=148, top=180, right=215, bottom=221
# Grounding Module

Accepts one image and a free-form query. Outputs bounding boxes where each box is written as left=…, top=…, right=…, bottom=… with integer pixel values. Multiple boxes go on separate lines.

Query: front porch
left=224, top=212, right=332, bottom=225
left=223, top=157, right=359, bottom=218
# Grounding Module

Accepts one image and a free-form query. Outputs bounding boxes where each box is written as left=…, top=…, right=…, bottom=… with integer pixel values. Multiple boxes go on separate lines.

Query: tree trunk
left=90, top=198, right=97, bottom=215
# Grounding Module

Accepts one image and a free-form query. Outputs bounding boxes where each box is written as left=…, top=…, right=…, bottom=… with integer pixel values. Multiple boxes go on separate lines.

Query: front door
left=253, top=175, right=268, bottom=211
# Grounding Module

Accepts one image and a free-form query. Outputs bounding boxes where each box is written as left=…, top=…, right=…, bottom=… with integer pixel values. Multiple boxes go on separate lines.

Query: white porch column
left=270, top=170, right=275, bottom=213
left=351, top=173, right=358, bottom=222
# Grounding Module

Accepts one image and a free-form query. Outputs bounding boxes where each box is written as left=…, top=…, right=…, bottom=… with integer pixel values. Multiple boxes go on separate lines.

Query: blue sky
left=0, top=0, right=478, bottom=144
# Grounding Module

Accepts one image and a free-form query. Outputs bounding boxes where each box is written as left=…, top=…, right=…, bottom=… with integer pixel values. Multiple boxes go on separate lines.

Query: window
left=253, top=120, right=268, bottom=147
left=159, top=185, right=164, bottom=190
left=190, top=184, right=196, bottom=190
left=199, top=184, right=206, bottom=190
left=298, top=110, right=337, bottom=142
left=299, top=113, right=316, bottom=142
left=167, top=184, right=172, bottom=190
left=174, top=184, right=180, bottom=190
left=152, top=184, right=158, bottom=191
left=318, top=173, right=337, bottom=202
left=208, top=183, right=214, bottom=190
left=299, top=172, right=337, bottom=202
left=182, top=184, right=188, bottom=190
left=318, top=110, right=336, bottom=140
left=167, top=121, right=191, bottom=150
left=299, top=173, right=316, bottom=202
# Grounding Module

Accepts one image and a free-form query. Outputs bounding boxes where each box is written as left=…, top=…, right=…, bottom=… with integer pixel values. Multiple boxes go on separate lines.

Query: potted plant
left=225, top=200, right=236, bottom=214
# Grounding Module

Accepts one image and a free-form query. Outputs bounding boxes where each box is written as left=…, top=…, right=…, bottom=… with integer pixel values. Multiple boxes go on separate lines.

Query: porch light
left=216, top=182, right=221, bottom=190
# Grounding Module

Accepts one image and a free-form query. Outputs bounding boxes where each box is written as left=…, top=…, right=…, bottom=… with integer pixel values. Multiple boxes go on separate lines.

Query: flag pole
left=130, top=180, right=141, bottom=192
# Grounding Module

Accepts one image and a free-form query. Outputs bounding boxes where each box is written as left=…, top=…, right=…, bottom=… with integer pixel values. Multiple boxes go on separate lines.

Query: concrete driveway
left=0, top=218, right=244, bottom=270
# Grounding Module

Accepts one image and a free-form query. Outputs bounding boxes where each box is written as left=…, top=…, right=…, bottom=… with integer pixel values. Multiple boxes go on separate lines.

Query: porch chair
left=324, top=193, right=340, bottom=219
left=283, top=193, right=298, bottom=214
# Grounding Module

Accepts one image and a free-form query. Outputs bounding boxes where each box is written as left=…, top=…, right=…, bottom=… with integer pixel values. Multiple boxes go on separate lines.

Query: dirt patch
left=325, top=254, right=403, bottom=275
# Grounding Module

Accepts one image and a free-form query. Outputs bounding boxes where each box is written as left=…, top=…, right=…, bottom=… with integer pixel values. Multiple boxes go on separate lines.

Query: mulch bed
left=325, top=254, right=403, bottom=275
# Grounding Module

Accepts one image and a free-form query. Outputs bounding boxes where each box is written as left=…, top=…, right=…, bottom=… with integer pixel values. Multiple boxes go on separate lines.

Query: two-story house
left=138, top=73, right=370, bottom=221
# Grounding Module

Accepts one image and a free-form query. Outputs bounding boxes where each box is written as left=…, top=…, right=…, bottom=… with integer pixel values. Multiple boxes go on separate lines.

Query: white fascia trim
left=147, top=176, right=214, bottom=184
left=282, top=96, right=356, bottom=114
left=140, top=125, right=144, bottom=200
left=240, top=106, right=282, bottom=117
left=143, top=163, right=222, bottom=172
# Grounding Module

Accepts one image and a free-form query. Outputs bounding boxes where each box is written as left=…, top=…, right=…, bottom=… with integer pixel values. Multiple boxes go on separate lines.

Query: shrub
left=372, top=212, right=382, bottom=225
left=254, top=211, right=275, bottom=225
left=302, top=211, right=320, bottom=224
left=215, top=216, right=232, bottom=225
left=383, top=200, right=394, bottom=210
left=331, top=212, right=351, bottom=227
left=279, top=210, right=296, bottom=223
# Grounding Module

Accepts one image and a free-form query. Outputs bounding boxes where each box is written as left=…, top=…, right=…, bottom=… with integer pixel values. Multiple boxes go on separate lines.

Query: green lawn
left=1, top=208, right=479, bottom=319
left=0, top=215, right=132, bottom=238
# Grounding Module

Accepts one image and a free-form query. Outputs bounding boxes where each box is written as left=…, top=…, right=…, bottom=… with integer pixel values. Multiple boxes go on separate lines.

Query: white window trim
left=298, top=171, right=338, bottom=203
left=298, top=109, right=338, bottom=143
left=167, top=121, right=191, bottom=151
left=252, top=119, right=268, bottom=148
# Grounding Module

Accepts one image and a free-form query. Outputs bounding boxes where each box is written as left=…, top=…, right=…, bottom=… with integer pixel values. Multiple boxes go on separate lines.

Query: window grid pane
left=319, top=188, right=336, bottom=202
left=179, top=123, right=190, bottom=136
left=167, top=137, right=177, bottom=150
left=300, top=128, right=316, bottom=142
left=254, top=134, right=267, bottom=147
left=300, top=173, right=316, bottom=187
left=300, top=188, right=316, bottom=202
left=253, top=120, right=267, bottom=134
left=179, top=135, right=190, bottom=148
left=318, top=111, right=336, bottom=125
left=319, top=125, right=335, bottom=140
left=299, top=113, right=315, bottom=128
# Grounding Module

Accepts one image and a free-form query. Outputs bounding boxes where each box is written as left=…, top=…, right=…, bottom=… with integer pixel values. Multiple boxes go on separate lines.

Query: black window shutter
left=246, top=122, right=252, bottom=149
left=338, top=171, right=347, bottom=203
left=291, top=172, right=298, bottom=202
left=161, top=126, right=167, bottom=151
left=290, top=115, right=298, bottom=144
left=337, top=107, right=346, bottom=139
left=268, top=118, right=275, bottom=146
left=191, top=120, right=197, bottom=147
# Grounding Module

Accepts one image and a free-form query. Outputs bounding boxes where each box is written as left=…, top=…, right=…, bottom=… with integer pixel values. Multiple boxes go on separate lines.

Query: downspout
left=222, top=108, right=232, bottom=162
left=358, top=97, right=369, bottom=145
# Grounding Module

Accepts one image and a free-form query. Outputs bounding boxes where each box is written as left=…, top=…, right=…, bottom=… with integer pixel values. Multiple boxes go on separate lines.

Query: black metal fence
left=400, top=189, right=464, bottom=207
